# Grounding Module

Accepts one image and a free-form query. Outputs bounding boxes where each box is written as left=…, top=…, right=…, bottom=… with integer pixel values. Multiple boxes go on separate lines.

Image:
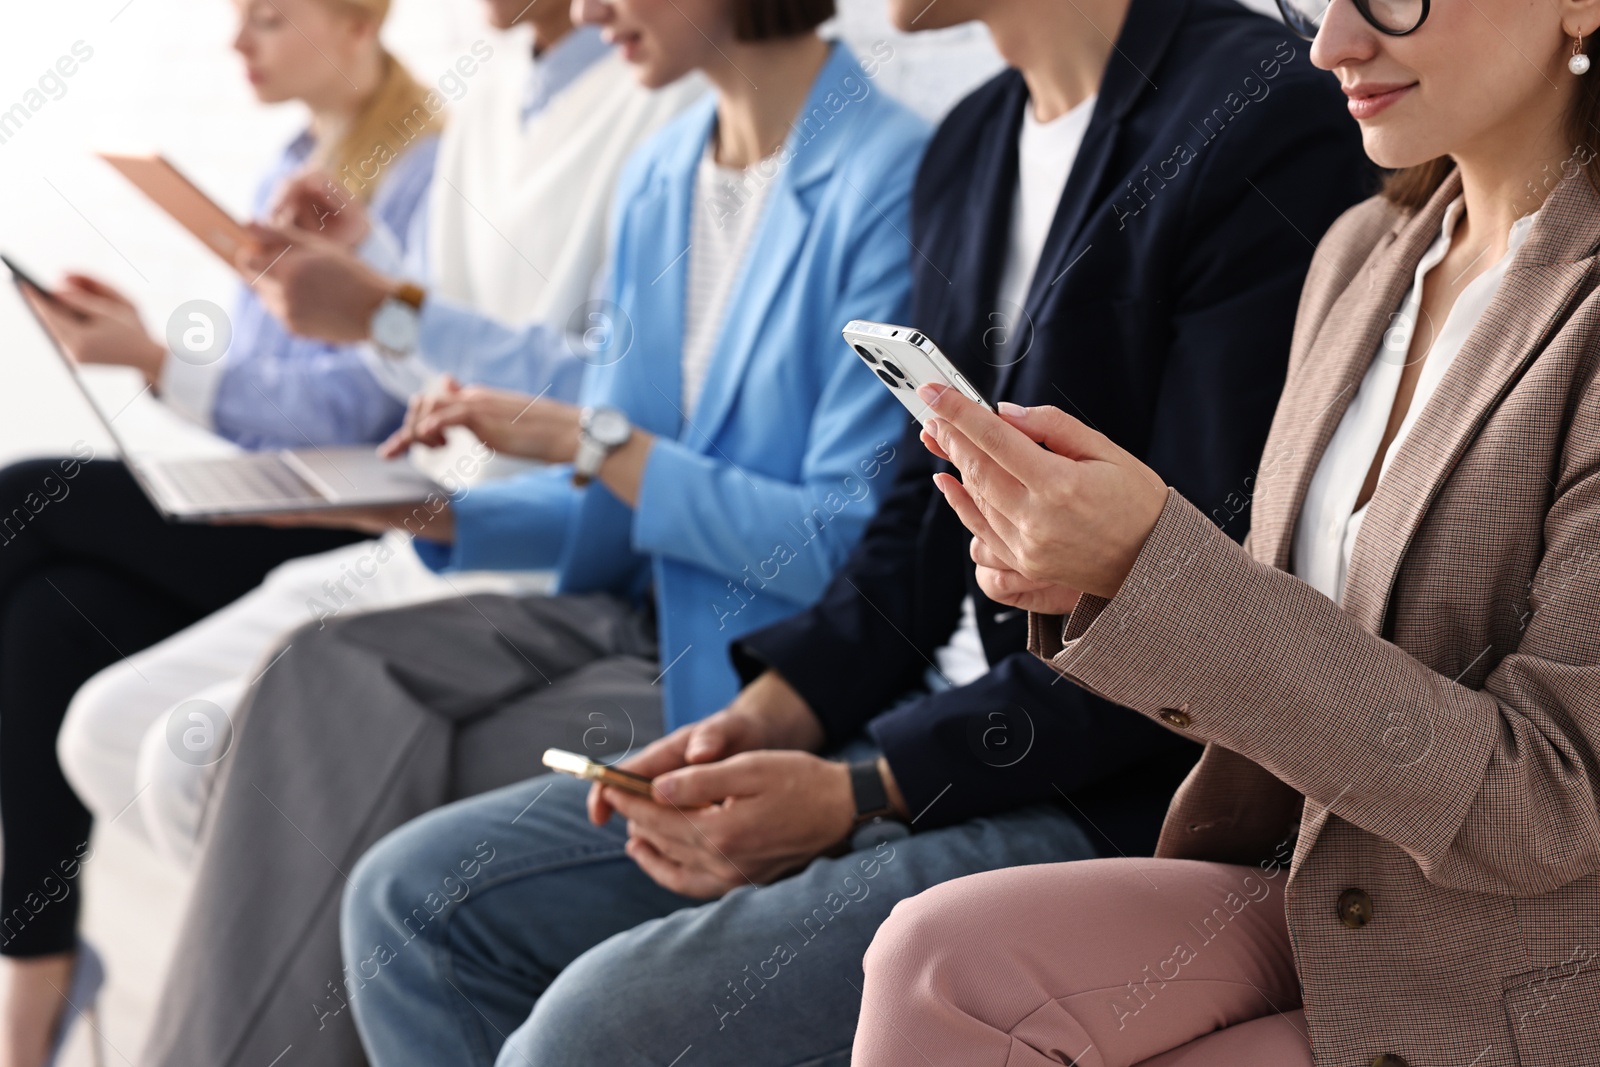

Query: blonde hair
left=314, top=0, right=444, bottom=203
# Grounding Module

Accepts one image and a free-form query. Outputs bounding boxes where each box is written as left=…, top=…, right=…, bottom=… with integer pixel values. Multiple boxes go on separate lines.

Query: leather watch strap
left=392, top=281, right=426, bottom=310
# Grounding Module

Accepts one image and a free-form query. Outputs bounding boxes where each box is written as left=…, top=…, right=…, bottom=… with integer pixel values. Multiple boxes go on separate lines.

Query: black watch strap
left=849, top=759, right=892, bottom=823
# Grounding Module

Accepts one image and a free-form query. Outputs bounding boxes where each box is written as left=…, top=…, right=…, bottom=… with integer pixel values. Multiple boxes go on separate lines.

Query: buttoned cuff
left=1038, top=488, right=1234, bottom=705
left=1027, top=594, right=1110, bottom=663
left=1021, top=487, right=1241, bottom=734
left=1036, top=487, right=1508, bottom=871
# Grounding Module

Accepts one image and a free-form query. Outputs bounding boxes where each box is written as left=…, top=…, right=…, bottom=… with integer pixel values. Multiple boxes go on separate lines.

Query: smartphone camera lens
left=875, top=368, right=901, bottom=389
left=880, top=360, right=908, bottom=381
left=908, top=332, right=925, bottom=347
left=852, top=343, right=879, bottom=365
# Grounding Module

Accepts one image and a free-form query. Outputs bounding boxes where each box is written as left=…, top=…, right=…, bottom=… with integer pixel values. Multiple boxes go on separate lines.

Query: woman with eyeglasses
left=850, top=0, right=1600, bottom=1064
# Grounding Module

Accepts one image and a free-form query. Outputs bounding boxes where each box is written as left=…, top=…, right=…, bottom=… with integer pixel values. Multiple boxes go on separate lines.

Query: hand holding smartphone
left=842, top=319, right=993, bottom=425
left=542, top=748, right=656, bottom=797
left=2, top=253, right=50, bottom=296
left=2, top=253, right=88, bottom=323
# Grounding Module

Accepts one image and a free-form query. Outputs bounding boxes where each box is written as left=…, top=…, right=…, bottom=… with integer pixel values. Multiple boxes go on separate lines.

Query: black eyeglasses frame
left=1275, top=0, right=1432, bottom=43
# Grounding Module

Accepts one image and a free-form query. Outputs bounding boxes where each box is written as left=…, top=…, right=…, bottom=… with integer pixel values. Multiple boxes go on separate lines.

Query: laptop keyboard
left=158, top=453, right=326, bottom=510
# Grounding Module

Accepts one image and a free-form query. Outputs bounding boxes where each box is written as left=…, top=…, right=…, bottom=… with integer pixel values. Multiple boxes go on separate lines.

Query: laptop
left=7, top=270, right=443, bottom=521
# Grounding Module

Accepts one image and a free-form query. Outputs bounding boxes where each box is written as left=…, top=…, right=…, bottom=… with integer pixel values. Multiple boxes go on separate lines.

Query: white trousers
left=56, top=531, right=550, bottom=866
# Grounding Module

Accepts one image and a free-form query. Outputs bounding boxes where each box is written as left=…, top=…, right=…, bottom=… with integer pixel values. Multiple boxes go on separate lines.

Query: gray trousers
left=139, top=592, right=663, bottom=1067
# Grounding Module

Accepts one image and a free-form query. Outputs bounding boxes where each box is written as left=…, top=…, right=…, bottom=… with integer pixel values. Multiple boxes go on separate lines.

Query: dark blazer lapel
left=995, top=0, right=1189, bottom=399
left=1339, top=174, right=1600, bottom=633
left=1029, top=0, right=1187, bottom=288
left=994, top=119, right=1122, bottom=399
left=951, top=76, right=1026, bottom=398
left=1250, top=175, right=1463, bottom=573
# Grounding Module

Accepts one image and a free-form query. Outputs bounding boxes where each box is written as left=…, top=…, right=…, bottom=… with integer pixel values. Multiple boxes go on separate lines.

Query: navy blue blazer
left=734, top=0, right=1375, bottom=853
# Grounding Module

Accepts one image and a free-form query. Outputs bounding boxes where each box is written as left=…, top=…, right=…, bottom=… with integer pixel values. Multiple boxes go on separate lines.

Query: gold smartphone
left=542, top=748, right=655, bottom=797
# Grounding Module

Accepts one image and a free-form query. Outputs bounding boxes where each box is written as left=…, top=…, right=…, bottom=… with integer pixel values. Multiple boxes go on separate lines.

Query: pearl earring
left=1573, top=33, right=1592, bottom=76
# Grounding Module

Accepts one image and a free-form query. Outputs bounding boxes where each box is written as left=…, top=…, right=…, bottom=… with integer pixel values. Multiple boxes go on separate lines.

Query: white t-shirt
left=681, top=143, right=775, bottom=417
left=996, top=95, right=1098, bottom=320
left=1293, top=198, right=1537, bottom=604
left=930, top=93, right=1098, bottom=689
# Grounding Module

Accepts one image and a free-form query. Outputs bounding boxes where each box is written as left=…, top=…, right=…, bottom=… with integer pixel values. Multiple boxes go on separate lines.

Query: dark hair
left=733, top=0, right=835, bottom=41
left=1382, top=38, right=1600, bottom=209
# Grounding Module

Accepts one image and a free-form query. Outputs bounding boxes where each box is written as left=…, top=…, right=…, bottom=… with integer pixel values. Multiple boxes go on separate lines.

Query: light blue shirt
left=214, top=130, right=437, bottom=449
left=415, top=45, right=931, bottom=728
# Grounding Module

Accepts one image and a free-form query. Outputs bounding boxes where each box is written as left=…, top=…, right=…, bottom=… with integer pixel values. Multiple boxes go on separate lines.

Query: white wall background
left=0, top=0, right=1277, bottom=468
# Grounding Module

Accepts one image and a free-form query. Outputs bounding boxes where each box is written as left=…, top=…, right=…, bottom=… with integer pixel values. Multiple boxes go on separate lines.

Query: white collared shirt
left=1293, top=199, right=1538, bottom=603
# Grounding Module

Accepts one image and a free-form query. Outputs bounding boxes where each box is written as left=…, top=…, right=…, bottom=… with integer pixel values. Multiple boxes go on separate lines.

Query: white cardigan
left=360, top=27, right=703, bottom=402
left=425, top=34, right=704, bottom=326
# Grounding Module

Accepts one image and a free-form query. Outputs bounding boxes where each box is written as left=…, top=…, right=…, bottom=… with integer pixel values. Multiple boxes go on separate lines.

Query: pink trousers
left=852, top=858, right=1313, bottom=1067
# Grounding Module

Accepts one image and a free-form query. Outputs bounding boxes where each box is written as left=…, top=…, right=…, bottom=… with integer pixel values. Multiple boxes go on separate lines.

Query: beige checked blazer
left=1032, top=168, right=1600, bottom=1066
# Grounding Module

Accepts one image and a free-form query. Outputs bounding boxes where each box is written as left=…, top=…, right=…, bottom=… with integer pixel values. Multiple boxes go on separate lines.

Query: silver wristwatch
left=573, top=406, right=631, bottom=486
left=369, top=282, right=425, bottom=358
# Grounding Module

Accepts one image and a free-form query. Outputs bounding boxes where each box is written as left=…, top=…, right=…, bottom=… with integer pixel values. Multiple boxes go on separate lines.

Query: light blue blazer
left=419, top=44, right=929, bottom=728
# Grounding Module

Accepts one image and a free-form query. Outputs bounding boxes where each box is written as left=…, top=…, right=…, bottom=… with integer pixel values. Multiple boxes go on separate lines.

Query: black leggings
left=0, top=458, right=363, bottom=957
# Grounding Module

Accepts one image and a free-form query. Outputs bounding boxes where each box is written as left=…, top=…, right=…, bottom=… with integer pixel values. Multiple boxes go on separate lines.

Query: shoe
left=44, top=940, right=105, bottom=1067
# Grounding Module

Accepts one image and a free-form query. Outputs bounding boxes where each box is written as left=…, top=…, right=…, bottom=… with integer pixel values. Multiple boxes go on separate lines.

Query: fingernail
left=917, top=383, right=946, bottom=404
left=998, top=401, right=1027, bottom=418
left=653, top=777, right=674, bottom=803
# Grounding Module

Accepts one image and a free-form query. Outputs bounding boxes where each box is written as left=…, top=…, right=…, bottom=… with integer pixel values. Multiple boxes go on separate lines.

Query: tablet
left=98, top=153, right=254, bottom=266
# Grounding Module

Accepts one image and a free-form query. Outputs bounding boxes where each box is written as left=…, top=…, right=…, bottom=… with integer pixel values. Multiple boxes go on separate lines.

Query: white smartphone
left=842, top=319, right=993, bottom=425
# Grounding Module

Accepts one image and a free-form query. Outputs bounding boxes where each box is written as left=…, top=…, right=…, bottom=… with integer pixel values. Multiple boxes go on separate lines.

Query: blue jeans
left=341, top=768, right=1095, bottom=1066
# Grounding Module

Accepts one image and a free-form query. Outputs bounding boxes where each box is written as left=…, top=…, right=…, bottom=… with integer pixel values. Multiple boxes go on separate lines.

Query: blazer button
left=1159, top=704, right=1192, bottom=728
left=1338, top=888, right=1374, bottom=928
left=1368, top=1055, right=1409, bottom=1067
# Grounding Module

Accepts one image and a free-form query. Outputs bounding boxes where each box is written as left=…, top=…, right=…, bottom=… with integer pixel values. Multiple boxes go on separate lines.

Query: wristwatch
left=848, top=759, right=909, bottom=850
left=573, top=406, right=632, bottom=486
left=369, top=281, right=425, bottom=358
